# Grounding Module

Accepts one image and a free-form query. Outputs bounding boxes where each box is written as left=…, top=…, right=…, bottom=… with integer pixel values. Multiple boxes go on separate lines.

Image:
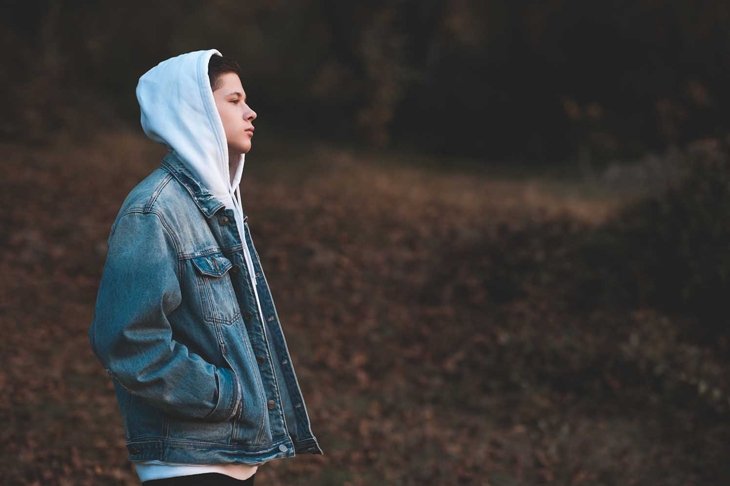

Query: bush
left=579, top=138, right=730, bottom=341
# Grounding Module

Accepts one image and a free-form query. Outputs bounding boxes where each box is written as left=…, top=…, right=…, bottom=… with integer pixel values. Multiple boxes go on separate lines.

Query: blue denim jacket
left=89, top=151, right=322, bottom=464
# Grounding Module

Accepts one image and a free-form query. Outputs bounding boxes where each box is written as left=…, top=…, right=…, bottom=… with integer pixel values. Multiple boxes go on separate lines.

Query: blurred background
left=1, top=0, right=729, bottom=484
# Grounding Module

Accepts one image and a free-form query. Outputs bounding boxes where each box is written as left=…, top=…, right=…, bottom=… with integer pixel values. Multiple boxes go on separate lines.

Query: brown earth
left=0, top=131, right=727, bottom=485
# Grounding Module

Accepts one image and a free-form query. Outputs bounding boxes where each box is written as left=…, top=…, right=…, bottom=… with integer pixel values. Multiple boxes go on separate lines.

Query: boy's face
left=212, top=72, right=257, bottom=157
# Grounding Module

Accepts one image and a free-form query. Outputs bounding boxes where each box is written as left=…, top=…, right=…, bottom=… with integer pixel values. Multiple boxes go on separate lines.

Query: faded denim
left=89, top=151, right=322, bottom=465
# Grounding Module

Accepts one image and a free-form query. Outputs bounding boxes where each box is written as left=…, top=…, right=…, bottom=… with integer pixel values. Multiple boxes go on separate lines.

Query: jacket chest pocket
left=191, top=253, right=241, bottom=325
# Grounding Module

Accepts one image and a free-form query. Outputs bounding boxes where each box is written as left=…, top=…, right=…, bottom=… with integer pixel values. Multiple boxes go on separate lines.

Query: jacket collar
left=161, top=151, right=226, bottom=219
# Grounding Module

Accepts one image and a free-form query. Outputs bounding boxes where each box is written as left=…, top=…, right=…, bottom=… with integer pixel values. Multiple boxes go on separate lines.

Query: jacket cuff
left=205, top=366, right=239, bottom=422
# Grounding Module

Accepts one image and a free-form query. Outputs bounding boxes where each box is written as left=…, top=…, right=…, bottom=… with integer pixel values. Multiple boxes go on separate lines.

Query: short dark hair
left=208, top=55, right=242, bottom=91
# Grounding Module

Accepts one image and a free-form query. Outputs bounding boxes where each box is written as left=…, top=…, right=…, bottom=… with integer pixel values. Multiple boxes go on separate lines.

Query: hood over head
left=136, top=49, right=244, bottom=210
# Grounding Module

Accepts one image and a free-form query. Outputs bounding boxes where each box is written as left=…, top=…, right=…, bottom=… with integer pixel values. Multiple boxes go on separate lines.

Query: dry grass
left=0, top=131, right=727, bottom=485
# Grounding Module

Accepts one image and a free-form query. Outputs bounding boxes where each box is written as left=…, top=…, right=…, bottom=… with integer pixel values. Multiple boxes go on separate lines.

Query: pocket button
left=267, top=399, right=276, bottom=410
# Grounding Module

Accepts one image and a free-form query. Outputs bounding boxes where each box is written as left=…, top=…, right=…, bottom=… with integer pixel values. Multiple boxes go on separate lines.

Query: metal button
left=243, top=311, right=252, bottom=321
left=278, top=444, right=288, bottom=453
left=218, top=215, right=230, bottom=225
left=267, top=399, right=276, bottom=410
left=256, top=355, right=265, bottom=364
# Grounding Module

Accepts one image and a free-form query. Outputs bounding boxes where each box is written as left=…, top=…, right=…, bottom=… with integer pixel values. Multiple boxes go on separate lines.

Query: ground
left=0, top=131, right=727, bottom=485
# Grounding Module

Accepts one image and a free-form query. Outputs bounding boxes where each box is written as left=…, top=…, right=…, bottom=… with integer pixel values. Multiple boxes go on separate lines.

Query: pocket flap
left=191, top=254, right=233, bottom=278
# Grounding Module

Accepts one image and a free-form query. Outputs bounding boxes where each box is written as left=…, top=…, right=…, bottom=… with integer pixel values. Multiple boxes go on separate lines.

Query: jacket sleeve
left=88, top=210, right=240, bottom=422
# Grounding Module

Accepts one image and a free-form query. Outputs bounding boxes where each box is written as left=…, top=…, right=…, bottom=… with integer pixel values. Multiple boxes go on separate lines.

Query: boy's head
left=208, top=55, right=257, bottom=157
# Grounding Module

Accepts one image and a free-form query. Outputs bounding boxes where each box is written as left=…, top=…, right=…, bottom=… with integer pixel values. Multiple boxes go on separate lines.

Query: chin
left=230, top=142, right=252, bottom=155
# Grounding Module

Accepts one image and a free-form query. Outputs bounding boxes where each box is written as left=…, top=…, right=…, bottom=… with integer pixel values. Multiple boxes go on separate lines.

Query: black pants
left=142, top=473, right=255, bottom=485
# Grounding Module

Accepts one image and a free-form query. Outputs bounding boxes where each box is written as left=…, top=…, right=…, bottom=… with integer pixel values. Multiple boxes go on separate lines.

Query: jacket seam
left=160, top=157, right=225, bottom=218
left=143, top=172, right=174, bottom=213
left=121, top=209, right=183, bottom=278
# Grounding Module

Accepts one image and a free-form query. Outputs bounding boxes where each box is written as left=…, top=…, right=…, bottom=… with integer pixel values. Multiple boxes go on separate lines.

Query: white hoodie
left=137, top=48, right=244, bottom=210
left=133, top=49, right=259, bottom=482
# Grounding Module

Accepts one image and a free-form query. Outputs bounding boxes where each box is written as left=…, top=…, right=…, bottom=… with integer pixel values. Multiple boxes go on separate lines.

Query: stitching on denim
left=123, top=209, right=184, bottom=284
left=243, top=225, right=293, bottom=433
left=160, top=156, right=225, bottom=218
left=190, top=254, right=242, bottom=325
left=143, top=173, right=173, bottom=213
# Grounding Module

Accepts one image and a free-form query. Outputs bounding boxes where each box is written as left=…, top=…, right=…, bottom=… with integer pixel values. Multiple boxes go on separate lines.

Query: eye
left=230, top=99, right=240, bottom=104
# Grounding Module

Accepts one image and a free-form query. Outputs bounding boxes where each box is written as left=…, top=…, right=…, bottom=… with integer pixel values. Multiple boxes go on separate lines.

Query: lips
left=245, top=127, right=255, bottom=135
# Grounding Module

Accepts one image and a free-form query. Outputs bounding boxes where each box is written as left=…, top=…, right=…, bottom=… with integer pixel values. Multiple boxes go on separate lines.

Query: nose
left=245, top=107, right=257, bottom=121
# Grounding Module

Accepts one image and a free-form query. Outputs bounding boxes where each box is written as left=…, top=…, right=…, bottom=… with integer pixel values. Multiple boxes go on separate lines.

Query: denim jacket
left=89, top=151, right=323, bottom=465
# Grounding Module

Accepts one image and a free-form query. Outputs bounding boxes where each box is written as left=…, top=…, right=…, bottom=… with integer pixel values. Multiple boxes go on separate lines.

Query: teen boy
left=89, top=50, right=322, bottom=485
